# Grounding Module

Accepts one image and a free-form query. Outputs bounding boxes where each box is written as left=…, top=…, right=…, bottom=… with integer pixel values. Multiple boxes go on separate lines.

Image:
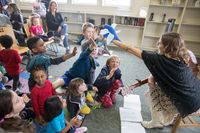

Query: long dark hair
left=43, top=96, right=63, bottom=122
left=0, top=90, right=35, bottom=133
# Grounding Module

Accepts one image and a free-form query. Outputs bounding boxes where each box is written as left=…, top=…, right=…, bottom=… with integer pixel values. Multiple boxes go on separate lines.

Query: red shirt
left=0, top=49, right=22, bottom=76
left=31, top=80, right=55, bottom=117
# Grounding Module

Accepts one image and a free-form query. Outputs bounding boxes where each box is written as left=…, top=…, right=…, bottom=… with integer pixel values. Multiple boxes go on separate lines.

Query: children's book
left=121, top=122, right=146, bottom=133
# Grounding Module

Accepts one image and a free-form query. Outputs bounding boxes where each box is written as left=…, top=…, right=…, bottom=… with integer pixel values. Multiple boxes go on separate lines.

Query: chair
left=23, top=19, right=59, bottom=56
left=171, top=111, right=200, bottom=133
left=0, top=26, right=29, bottom=55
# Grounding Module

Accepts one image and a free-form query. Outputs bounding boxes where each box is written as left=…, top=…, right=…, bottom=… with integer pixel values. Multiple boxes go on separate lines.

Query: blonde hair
left=106, top=55, right=120, bottom=66
left=82, top=22, right=94, bottom=33
left=161, top=32, right=190, bottom=64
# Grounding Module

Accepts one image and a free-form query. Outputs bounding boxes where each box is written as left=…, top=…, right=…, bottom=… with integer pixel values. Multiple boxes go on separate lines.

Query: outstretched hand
left=71, top=47, right=78, bottom=56
left=89, top=38, right=97, bottom=51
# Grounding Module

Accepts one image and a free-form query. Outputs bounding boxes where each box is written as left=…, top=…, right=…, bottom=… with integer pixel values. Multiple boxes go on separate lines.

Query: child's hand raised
left=106, top=67, right=118, bottom=80
left=89, top=38, right=97, bottom=51
left=70, top=116, right=78, bottom=126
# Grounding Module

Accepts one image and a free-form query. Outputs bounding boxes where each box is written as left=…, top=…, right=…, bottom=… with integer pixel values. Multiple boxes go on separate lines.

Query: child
left=0, top=63, right=8, bottom=90
left=67, top=78, right=92, bottom=119
left=81, top=22, right=95, bottom=52
left=43, top=96, right=88, bottom=133
left=0, top=90, right=35, bottom=133
left=53, top=38, right=98, bottom=92
left=29, top=13, right=52, bottom=42
left=31, top=65, right=55, bottom=124
left=94, top=55, right=123, bottom=108
left=112, top=32, right=200, bottom=128
left=0, top=35, right=22, bottom=91
left=26, top=36, right=77, bottom=91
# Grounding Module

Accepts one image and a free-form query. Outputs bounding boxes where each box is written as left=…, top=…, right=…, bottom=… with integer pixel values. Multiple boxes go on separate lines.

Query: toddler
left=29, top=13, right=52, bottom=42
left=67, top=78, right=92, bottom=119
left=0, top=35, right=22, bottom=90
left=43, top=96, right=87, bottom=133
left=31, top=65, right=55, bottom=125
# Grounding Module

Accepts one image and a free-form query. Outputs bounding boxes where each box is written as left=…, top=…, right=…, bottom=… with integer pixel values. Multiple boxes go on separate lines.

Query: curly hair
left=0, top=35, right=13, bottom=49
left=161, top=32, right=190, bottom=64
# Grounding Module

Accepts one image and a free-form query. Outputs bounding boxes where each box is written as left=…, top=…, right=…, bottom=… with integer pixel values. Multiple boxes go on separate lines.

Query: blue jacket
left=68, top=48, right=96, bottom=85
left=94, top=65, right=123, bottom=97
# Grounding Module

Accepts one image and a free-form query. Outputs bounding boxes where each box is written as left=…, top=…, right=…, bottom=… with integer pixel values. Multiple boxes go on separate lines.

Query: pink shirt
left=30, top=25, right=44, bottom=36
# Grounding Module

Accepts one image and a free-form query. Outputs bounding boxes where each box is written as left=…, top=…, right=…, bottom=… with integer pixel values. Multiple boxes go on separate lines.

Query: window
left=72, top=0, right=97, bottom=5
left=56, top=0, right=68, bottom=3
left=20, top=0, right=35, bottom=2
left=102, top=0, right=131, bottom=7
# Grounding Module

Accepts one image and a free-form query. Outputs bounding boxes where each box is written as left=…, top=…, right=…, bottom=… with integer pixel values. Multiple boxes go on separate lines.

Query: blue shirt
left=46, top=110, right=66, bottom=133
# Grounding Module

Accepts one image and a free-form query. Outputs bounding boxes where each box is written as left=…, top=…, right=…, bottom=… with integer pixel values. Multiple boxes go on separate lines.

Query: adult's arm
left=112, top=40, right=142, bottom=58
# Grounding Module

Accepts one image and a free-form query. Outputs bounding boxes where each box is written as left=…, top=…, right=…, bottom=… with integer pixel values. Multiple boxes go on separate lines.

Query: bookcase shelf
left=141, top=0, right=200, bottom=56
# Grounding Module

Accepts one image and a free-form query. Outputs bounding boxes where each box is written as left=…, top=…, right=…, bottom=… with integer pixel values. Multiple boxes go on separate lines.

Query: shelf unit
left=62, top=11, right=145, bottom=46
left=141, top=0, right=200, bottom=56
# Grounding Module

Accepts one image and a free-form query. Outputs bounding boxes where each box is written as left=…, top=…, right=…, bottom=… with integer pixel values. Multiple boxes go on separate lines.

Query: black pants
left=5, top=73, right=20, bottom=91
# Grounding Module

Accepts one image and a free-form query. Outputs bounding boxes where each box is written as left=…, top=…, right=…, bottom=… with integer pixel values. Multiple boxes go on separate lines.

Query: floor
left=27, top=43, right=200, bottom=133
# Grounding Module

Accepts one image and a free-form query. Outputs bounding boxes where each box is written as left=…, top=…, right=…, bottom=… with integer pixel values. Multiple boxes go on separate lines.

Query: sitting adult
left=0, top=90, right=35, bottom=133
left=46, top=0, right=70, bottom=53
left=7, top=3, right=26, bottom=46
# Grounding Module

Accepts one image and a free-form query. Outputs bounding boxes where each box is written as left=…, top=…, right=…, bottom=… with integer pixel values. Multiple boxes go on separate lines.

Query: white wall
left=16, top=0, right=150, bottom=17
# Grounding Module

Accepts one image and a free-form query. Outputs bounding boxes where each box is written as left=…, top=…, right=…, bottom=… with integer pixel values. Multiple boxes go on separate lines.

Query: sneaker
left=75, top=127, right=88, bottom=133
left=80, top=104, right=90, bottom=115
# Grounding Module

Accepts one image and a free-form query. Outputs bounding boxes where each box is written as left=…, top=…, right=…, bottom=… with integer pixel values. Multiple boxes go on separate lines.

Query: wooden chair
left=24, top=19, right=59, bottom=56
left=0, top=26, right=29, bottom=55
left=171, top=111, right=200, bottom=133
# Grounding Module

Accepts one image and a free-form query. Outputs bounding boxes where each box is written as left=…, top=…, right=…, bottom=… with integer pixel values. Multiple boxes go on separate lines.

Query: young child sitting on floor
left=31, top=65, right=55, bottom=125
left=43, top=95, right=87, bottom=133
left=66, top=78, right=93, bottom=119
left=26, top=36, right=77, bottom=91
left=29, top=13, right=52, bottom=42
left=0, top=35, right=22, bottom=91
left=94, top=55, right=123, bottom=108
left=52, top=39, right=98, bottom=93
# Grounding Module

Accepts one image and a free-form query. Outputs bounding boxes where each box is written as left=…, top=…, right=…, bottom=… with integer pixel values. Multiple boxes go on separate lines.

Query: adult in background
left=0, top=0, right=9, bottom=16
left=46, top=0, right=70, bottom=53
left=7, top=3, right=26, bottom=46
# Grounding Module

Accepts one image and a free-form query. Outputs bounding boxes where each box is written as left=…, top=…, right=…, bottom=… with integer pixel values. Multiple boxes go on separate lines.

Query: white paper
left=124, top=94, right=141, bottom=111
left=119, top=107, right=143, bottom=122
left=121, top=122, right=146, bottom=133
